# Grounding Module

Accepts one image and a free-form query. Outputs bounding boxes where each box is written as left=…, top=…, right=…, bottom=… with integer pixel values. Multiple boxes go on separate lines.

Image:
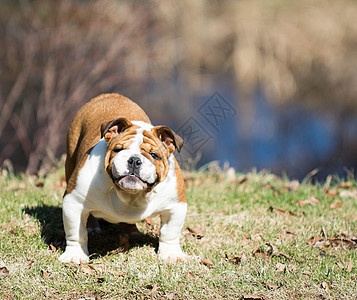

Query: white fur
left=111, top=125, right=156, bottom=186
left=59, top=121, right=187, bottom=263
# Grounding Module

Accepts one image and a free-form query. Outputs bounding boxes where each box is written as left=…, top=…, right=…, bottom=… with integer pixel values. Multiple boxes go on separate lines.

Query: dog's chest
left=75, top=138, right=178, bottom=223
left=89, top=179, right=177, bottom=223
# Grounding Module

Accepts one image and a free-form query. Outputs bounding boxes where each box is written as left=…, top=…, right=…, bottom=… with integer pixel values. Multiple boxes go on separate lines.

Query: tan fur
left=174, top=158, right=186, bottom=203
left=65, top=93, right=150, bottom=195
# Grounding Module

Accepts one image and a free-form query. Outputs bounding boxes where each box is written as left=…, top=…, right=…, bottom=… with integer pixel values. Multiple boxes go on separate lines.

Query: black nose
left=127, top=156, right=142, bottom=170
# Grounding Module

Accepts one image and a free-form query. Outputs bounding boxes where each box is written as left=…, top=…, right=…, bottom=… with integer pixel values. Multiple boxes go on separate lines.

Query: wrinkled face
left=102, top=119, right=183, bottom=194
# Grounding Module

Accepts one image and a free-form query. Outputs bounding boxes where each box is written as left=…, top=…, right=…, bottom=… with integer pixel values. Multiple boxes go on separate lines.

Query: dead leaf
left=165, top=292, right=177, bottom=300
left=288, top=264, right=297, bottom=272
left=252, top=232, right=264, bottom=241
left=314, top=240, right=330, bottom=248
left=330, top=238, right=356, bottom=249
left=109, top=270, right=126, bottom=276
left=237, top=175, right=248, bottom=184
left=325, top=188, right=338, bottom=197
left=186, top=272, right=198, bottom=279
left=201, top=258, right=214, bottom=268
left=339, top=190, right=357, bottom=199
left=347, top=260, right=353, bottom=273
left=307, top=233, right=356, bottom=249
left=337, top=181, right=353, bottom=188
left=320, top=281, right=330, bottom=292
left=49, top=244, right=57, bottom=252
left=88, top=264, right=102, bottom=273
left=146, top=283, right=160, bottom=299
left=276, top=262, right=286, bottom=273
left=0, top=267, right=9, bottom=277
left=336, top=262, right=344, bottom=270
left=41, top=270, right=50, bottom=278
left=228, top=256, right=241, bottom=265
left=144, top=218, right=154, bottom=230
left=97, top=277, right=105, bottom=283
left=285, top=180, right=300, bottom=191
left=26, top=260, right=34, bottom=269
left=280, top=231, right=297, bottom=239
left=268, top=206, right=295, bottom=216
left=118, top=234, right=130, bottom=252
left=35, top=181, right=44, bottom=188
left=331, top=231, right=349, bottom=239
left=243, top=295, right=270, bottom=300
left=266, top=242, right=279, bottom=256
left=186, top=227, right=205, bottom=239
left=297, top=196, right=320, bottom=206
left=319, top=250, right=336, bottom=258
left=307, top=236, right=324, bottom=245
left=80, top=265, right=94, bottom=275
left=277, top=252, right=292, bottom=260
left=265, top=242, right=291, bottom=259
left=243, top=232, right=250, bottom=240
left=253, top=249, right=268, bottom=260
left=330, top=201, right=342, bottom=209
left=261, top=182, right=273, bottom=189
left=259, top=280, right=279, bottom=290
left=10, top=229, right=18, bottom=235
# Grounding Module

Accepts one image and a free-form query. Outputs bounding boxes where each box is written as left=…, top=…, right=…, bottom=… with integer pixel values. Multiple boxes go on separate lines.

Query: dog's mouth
left=114, top=174, right=151, bottom=193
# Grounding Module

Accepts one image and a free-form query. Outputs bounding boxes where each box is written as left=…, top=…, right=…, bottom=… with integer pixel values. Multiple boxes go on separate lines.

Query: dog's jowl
left=60, top=93, right=187, bottom=264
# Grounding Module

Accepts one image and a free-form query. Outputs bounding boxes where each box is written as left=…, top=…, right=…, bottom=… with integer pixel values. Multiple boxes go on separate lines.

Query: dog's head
left=101, top=118, right=183, bottom=194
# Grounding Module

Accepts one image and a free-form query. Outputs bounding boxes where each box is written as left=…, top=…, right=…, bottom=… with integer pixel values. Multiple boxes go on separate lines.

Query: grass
left=0, top=165, right=356, bottom=299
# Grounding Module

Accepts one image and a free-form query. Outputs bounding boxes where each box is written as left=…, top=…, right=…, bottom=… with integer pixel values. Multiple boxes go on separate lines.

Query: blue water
left=174, top=86, right=355, bottom=180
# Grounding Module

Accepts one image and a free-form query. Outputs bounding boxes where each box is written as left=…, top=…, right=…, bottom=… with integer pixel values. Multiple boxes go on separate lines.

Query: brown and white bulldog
left=59, top=93, right=187, bottom=264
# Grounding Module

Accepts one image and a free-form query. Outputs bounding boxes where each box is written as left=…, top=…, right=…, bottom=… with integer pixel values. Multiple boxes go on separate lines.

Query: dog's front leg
left=59, top=194, right=90, bottom=264
left=158, top=203, right=187, bottom=262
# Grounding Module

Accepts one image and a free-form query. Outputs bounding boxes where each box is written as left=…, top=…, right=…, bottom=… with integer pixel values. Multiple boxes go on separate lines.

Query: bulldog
left=59, top=93, right=187, bottom=264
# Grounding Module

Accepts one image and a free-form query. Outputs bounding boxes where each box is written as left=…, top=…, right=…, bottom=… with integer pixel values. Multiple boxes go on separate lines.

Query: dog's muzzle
left=113, top=156, right=149, bottom=192
left=127, top=156, right=142, bottom=175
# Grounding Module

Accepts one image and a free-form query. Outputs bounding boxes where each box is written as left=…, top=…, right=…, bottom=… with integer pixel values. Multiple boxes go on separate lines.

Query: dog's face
left=101, top=118, right=183, bottom=194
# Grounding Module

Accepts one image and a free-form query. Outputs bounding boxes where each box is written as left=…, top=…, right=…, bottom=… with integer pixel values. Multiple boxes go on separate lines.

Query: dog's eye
left=113, top=148, right=122, bottom=153
left=150, top=152, right=161, bottom=160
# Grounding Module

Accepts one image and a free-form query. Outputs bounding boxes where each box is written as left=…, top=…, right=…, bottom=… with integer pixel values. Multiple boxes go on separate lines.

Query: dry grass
left=0, top=165, right=356, bottom=299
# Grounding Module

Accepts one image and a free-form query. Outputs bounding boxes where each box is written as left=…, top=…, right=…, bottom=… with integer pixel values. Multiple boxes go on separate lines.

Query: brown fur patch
left=175, top=158, right=186, bottom=203
left=140, top=130, right=172, bottom=184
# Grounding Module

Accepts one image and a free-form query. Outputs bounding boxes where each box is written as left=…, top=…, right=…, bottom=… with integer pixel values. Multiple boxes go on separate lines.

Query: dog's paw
left=59, top=246, right=89, bottom=264
left=157, top=242, right=188, bottom=262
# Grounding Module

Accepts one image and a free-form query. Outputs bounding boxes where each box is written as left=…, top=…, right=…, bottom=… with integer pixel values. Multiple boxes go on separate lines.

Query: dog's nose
left=127, top=156, right=142, bottom=169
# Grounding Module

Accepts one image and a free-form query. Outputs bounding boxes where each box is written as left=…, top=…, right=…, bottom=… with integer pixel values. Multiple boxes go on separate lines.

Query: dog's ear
left=101, top=118, right=132, bottom=142
left=152, top=126, right=184, bottom=153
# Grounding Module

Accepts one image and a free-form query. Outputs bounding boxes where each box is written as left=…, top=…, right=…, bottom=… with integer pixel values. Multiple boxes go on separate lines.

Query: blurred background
left=1, top=0, right=357, bottom=180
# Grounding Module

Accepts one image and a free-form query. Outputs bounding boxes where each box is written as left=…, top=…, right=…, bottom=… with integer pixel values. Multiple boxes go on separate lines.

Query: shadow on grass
left=24, top=205, right=159, bottom=258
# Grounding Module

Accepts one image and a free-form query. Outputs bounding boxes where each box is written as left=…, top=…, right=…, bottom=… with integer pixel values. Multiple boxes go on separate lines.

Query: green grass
left=0, top=166, right=356, bottom=299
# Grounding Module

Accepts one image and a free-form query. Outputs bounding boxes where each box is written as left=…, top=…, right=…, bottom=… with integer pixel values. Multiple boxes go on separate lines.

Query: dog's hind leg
left=86, top=214, right=102, bottom=234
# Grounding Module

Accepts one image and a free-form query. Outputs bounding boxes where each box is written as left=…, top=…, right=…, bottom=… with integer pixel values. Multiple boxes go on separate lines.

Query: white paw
left=59, top=246, right=89, bottom=264
left=157, top=242, right=188, bottom=262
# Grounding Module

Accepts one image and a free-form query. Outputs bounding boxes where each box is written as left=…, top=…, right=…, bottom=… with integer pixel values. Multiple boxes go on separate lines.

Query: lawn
left=0, top=164, right=356, bottom=299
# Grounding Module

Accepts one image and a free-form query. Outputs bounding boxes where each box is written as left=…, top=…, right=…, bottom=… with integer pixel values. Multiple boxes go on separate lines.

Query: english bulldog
left=59, top=93, right=187, bottom=264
